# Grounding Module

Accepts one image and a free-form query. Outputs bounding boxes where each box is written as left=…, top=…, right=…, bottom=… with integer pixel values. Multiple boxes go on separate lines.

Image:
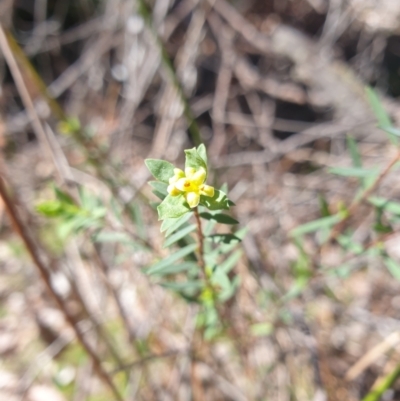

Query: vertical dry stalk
left=0, top=172, right=124, bottom=401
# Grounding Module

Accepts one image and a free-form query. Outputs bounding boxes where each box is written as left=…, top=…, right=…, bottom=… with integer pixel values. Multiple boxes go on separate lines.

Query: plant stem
left=0, top=172, right=124, bottom=401
left=362, top=362, right=400, bottom=401
left=194, top=207, right=206, bottom=275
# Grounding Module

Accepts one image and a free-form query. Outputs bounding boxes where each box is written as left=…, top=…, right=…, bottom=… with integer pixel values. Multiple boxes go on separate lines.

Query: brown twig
left=0, top=172, right=124, bottom=401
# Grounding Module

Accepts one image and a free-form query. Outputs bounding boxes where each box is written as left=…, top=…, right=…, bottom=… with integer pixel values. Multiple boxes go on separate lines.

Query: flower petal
left=190, top=168, right=206, bottom=186
left=200, top=185, right=214, bottom=198
left=184, top=167, right=196, bottom=179
left=186, top=192, right=200, bottom=208
left=167, top=184, right=181, bottom=196
left=175, top=178, right=191, bottom=192
left=173, top=168, right=185, bottom=178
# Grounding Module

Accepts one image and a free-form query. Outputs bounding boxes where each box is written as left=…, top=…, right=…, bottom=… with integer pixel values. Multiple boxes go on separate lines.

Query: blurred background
left=2, top=0, right=400, bottom=400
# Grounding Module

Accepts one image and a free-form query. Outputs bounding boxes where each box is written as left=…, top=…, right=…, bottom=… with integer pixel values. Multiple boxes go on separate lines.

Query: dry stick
left=1, top=24, right=129, bottom=374
left=2, top=27, right=154, bottom=248
left=0, top=24, right=64, bottom=183
left=0, top=174, right=124, bottom=401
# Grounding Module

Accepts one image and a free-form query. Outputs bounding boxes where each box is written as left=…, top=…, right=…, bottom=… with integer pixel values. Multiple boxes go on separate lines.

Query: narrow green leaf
left=365, top=87, right=398, bottom=145
left=161, top=212, right=193, bottom=236
left=329, top=166, right=379, bottom=178
left=366, top=87, right=391, bottom=127
left=211, top=269, right=231, bottom=291
left=94, top=231, right=132, bottom=244
left=347, top=135, right=362, bottom=168
left=147, top=262, right=198, bottom=276
left=318, top=194, right=331, bottom=217
left=218, top=275, right=240, bottom=302
left=36, top=200, right=63, bottom=217
left=290, top=214, right=343, bottom=237
left=129, top=203, right=146, bottom=239
left=207, top=234, right=241, bottom=244
left=146, top=244, right=198, bottom=275
left=213, top=227, right=247, bottom=256
left=163, top=224, right=196, bottom=248
left=337, top=234, right=364, bottom=254
left=145, top=159, right=175, bottom=183
left=219, top=250, right=242, bottom=273
left=161, top=280, right=203, bottom=291
left=381, top=126, right=400, bottom=137
left=368, top=196, right=400, bottom=215
left=54, top=187, right=76, bottom=205
left=199, top=212, right=239, bottom=225
left=157, top=194, right=190, bottom=220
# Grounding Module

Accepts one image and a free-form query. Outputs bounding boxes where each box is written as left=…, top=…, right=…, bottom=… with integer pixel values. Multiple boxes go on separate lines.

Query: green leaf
left=160, top=280, right=203, bottom=291
left=147, top=262, right=198, bottom=276
left=94, top=231, right=132, bottom=244
left=290, top=214, right=343, bottom=237
left=282, top=276, right=309, bottom=302
left=36, top=200, right=63, bottom=217
left=54, top=187, right=76, bottom=205
left=381, top=126, right=400, bottom=138
left=79, top=187, right=99, bottom=210
left=129, top=203, right=146, bottom=239
left=368, top=196, right=400, bottom=215
left=200, top=189, right=233, bottom=211
left=384, top=257, right=400, bottom=281
left=199, top=212, right=239, bottom=225
left=149, top=181, right=168, bottom=200
left=145, top=159, right=175, bottom=183
left=161, top=212, right=193, bottom=236
left=329, top=166, right=379, bottom=178
left=207, top=234, right=241, bottom=244
left=337, top=234, right=364, bottom=254
left=365, top=87, right=398, bottom=145
left=184, top=147, right=207, bottom=173
left=36, top=200, right=82, bottom=218
left=157, top=194, right=190, bottom=220
left=146, top=243, right=198, bottom=275
left=318, top=194, right=331, bottom=217
left=219, top=250, right=242, bottom=273
left=366, top=87, right=391, bottom=127
left=212, top=227, right=247, bottom=254
left=218, top=275, right=240, bottom=302
left=211, top=269, right=231, bottom=292
left=347, top=135, right=362, bottom=168
left=163, top=224, right=196, bottom=248
left=197, top=144, right=207, bottom=165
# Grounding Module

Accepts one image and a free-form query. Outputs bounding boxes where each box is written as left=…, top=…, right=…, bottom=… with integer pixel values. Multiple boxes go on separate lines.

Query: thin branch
left=0, top=171, right=124, bottom=401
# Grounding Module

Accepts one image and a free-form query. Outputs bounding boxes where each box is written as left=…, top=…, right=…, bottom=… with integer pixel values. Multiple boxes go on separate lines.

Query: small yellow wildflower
left=167, top=167, right=214, bottom=208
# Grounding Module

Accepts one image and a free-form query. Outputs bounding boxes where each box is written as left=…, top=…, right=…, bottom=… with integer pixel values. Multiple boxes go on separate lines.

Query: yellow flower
left=167, top=167, right=215, bottom=208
